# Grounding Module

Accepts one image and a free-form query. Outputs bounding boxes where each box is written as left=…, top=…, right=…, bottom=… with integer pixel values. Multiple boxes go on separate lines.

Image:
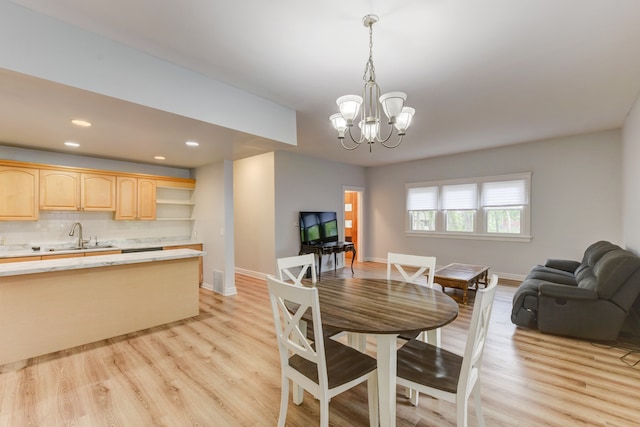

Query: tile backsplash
left=0, top=211, right=192, bottom=248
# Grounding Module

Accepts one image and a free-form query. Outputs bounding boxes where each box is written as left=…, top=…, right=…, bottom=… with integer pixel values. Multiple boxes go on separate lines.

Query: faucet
left=68, top=222, right=84, bottom=249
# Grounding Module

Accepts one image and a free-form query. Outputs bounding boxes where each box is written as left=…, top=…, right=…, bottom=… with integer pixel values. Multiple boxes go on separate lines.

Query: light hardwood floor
left=1, top=262, right=639, bottom=426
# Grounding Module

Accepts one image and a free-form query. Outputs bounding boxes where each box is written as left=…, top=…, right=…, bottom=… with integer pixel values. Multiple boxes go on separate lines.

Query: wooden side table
left=434, top=263, right=490, bottom=304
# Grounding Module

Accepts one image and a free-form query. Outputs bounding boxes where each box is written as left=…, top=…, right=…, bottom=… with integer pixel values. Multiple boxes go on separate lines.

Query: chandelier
left=329, top=14, right=415, bottom=152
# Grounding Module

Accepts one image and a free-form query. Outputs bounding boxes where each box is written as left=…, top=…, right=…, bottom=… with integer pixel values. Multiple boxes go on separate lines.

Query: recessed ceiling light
left=185, top=141, right=199, bottom=147
left=154, top=156, right=166, bottom=160
left=64, top=141, right=80, bottom=147
left=71, top=119, right=92, bottom=127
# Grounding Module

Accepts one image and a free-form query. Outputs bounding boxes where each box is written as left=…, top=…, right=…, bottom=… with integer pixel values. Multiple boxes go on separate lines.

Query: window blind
left=407, top=186, right=438, bottom=210
left=482, top=180, right=527, bottom=207
left=442, top=183, right=477, bottom=210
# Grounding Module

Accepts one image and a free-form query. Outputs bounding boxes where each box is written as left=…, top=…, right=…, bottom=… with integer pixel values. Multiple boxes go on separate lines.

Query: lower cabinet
left=163, top=244, right=203, bottom=284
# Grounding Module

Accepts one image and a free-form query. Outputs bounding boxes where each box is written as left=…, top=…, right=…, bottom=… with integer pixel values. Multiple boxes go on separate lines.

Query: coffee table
left=435, top=263, right=490, bottom=304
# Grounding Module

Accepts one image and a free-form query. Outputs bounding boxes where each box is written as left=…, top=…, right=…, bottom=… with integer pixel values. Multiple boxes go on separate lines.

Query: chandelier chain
left=363, top=21, right=376, bottom=83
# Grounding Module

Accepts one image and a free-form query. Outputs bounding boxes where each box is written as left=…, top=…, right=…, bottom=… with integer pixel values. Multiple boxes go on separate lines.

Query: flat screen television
left=299, top=211, right=339, bottom=245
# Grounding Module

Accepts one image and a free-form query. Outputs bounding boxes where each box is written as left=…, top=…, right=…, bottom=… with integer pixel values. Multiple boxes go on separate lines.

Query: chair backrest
left=266, top=275, right=328, bottom=388
left=458, top=274, right=498, bottom=395
left=387, top=252, right=436, bottom=287
left=277, top=253, right=317, bottom=285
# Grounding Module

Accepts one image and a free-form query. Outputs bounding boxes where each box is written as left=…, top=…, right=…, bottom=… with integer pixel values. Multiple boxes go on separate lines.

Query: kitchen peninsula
left=0, top=248, right=204, bottom=366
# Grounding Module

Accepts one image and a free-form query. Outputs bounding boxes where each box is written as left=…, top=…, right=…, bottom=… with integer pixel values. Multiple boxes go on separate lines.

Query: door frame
left=343, top=186, right=364, bottom=263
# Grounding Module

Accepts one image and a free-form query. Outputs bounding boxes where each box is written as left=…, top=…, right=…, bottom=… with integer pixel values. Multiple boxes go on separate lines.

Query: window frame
left=406, top=172, right=532, bottom=242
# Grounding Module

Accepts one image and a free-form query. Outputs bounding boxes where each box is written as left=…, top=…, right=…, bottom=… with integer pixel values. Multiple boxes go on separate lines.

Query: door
left=344, top=190, right=360, bottom=261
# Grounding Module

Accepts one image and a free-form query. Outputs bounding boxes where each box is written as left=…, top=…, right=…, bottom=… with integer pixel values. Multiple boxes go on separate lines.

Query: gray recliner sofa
left=511, top=241, right=640, bottom=341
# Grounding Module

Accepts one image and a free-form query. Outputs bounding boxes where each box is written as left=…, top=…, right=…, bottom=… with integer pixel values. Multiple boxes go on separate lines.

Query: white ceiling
left=2, top=0, right=640, bottom=169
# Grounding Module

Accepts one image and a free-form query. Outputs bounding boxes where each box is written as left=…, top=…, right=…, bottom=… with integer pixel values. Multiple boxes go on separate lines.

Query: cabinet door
left=137, top=179, right=157, bottom=220
left=40, top=170, right=80, bottom=210
left=115, top=176, right=138, bottom=220
left=0, top=166, right=39, bottom=220
left=81, top=173, right=116, bottom=211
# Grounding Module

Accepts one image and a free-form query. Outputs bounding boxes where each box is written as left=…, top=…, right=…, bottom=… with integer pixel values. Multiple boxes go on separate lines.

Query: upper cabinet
left=0, top=166, right=39, bottom=221
left=115, top=177, right=156, bottom=221
left=40, top=170, right=116, bottom=211
left=0, top=160, right=194, bottom=221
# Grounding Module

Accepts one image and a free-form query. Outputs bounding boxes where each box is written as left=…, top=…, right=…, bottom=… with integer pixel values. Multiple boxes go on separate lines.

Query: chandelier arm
left=347, top=125, right=366, bottom=145
left=337, top=127, right=364, bottom=150
left=380, top=134, right=404, bottom=149
left=374, top=121, right=396, bottom=143
left=340, top=138, right=362, bottom=150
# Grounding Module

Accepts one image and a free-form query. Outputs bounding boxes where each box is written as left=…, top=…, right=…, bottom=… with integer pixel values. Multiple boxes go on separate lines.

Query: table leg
left=376, top=334, right=397, bottom=427
left=463, top=283, right=469, bottom=305
left=317, top=254, right=322, bottom=281
left=350, top=246, right=356, bottom=275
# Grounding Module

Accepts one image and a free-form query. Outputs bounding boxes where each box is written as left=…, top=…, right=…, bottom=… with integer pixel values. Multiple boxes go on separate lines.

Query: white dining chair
left=386, top=252, right=440, bottom=404
left=396, top=274, right=499, bottom=427
left=276, top=254, right=342, bottom=338
left=266, top=275, right=379, bottom=427
left=387, top=252, right=440, bottom=346
left=277, top=253, right=317, bottom=285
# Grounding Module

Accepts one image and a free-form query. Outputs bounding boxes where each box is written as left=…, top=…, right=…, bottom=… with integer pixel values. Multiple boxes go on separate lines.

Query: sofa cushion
left=582, top=240, right=621, bottom=268
left=527, top=265, right=578, bottom=286
left=593, top=250, right=640, bottom=300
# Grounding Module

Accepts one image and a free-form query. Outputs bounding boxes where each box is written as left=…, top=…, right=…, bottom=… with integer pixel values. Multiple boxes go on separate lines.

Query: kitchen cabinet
left=41, top=253, right=84, bottom=260
left=0, top=256, right=38, bottom=263
left=40, top=170, right=116, bottom=211
left=115, top=177, right=156, bottom=220
left=163, top=243, right=203, bottom=284
left=0, top=166, right=39, bottom=221
left=84, top=250, right=121, bottom=256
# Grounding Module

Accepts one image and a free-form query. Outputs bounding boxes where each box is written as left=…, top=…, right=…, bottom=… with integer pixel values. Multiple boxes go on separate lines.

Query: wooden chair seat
left=397, top=338, right=462, bottom=393
left=290, top=339, right=377, bottom=389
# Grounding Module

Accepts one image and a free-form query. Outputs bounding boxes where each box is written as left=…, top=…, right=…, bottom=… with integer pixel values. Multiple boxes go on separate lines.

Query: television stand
left=299, top=241, right=356, bottom=281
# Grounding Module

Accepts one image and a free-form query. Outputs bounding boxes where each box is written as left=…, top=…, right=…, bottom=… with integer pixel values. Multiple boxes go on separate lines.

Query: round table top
left=312, top=277, right=459, bottom=335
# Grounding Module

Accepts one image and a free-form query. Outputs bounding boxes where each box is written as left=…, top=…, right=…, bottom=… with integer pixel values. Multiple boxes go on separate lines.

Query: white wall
left=274, top=151, right=366, bottom=273
left=0, top=0, right=297, bottom=146
left=232, top=151, right=365, bottom=277
left=623, top=94, right=640, bottom=254
left=192, top=160, right=235, bottom=295
left=366, top=130, right=623, bottom=278
left=233, top=152, right=275, bottom=276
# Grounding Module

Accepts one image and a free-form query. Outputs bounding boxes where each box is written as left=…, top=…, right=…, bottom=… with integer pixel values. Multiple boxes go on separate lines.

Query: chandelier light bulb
left=329, top=14, right=414, bottom=151
left=395, top=107, right=416, bottom=133
left=329, top=113, right=348, bottom=138
left=336, top=95, right=363, bottom=123
left=379, top=92, right=407, bottom=120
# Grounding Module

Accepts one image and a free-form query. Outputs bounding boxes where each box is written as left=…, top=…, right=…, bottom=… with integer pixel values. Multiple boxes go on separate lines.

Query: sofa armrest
left=544, top=259, right=581, bottom=273
left=539, top=283, right=597, bottom=300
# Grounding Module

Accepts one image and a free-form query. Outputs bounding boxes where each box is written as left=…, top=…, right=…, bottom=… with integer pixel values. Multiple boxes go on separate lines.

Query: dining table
left=310, top=277, right=459, bottom=427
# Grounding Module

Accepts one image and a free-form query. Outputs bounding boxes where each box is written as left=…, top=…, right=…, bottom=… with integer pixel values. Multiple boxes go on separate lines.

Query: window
left=442, top=183, right=477, bottom=233
left=407, top=186, right=437, bottom=231
left=482, top=180, right=527, bottom=234
left=406, top=173, right=531, bottom=241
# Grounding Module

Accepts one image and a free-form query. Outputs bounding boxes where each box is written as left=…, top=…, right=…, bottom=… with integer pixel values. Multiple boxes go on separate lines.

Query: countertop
left=0, top=248, right=205, bottom=277
left=0, top=239, right=203, bottom=259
